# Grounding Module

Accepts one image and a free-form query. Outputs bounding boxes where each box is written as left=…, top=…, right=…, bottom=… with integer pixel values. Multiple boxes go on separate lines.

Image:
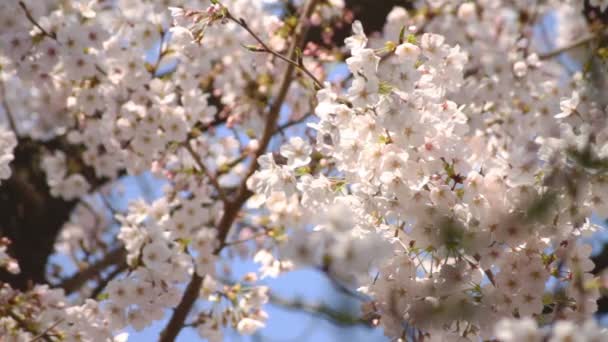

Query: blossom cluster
left=1, top=0, right=608, bottom=341
left=495, top=317, right=608, bottom=342
left=246, top=2, right=608, bottom=340
left=0, top=125, right=16, bottom=182
left=0, top=284, right=118, bottom=341
left=0, top=238, right=19, bottom=275
left=0, top=0, right=288, bottom=338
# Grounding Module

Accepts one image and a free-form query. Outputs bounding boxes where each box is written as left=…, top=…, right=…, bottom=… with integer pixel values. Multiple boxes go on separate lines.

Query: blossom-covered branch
left=2, top=0, right=608, bottom=341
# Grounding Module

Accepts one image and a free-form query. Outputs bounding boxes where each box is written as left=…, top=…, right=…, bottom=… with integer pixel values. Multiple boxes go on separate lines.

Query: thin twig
left=232, top=0, right=319, bottom=210
left=323, top=271, right=370, bottom=301
left=77, top=199, right=102, bottom=230
left=0, top=79, right=18, bottom=135
left=97, top=193, right=123, bottom=226
left=19, top=1, right=109, bottom=77
left=216, top=154, right=247, bottom=176
left=29, top=318, right=64, bottom=342
left=151, top=29, right=168, bottom=76
left=183, top=142, right=228, bottom=203
left=19, top=1, right=57, bottom=40
left=223, top=231, right=268, bottom=247
left=99, top=193, right=120, bottom=216
left=58, top=247, right=127, bottom=294
left=89, top=263, right=128, bottom=299
left=464, top=256, right=496, bottom=287
left=7, top=309, right=54, bottom=342
left=226, top=12, right=323, bottom=90
left=539, top=34, right=599, bottom=60
left=269, top=293, right=372, bottom=326
left=275, top=112, right=314, bottom=136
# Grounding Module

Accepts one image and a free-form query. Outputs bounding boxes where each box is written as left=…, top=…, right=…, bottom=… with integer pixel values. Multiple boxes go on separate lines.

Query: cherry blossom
left=1, top=0, right=608, bottom=341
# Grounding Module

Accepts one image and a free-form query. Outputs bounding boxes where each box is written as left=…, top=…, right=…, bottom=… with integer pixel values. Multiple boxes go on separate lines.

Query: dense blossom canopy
left=2, top=0, right=608, bottom=341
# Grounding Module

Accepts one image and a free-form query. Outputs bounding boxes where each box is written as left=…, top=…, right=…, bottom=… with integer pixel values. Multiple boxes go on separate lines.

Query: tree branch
left=268, top=293, right=373, bottom=327
left=28, top=318, right=64, bottom=342
left=0, top=79, right=18, bottom=135
left=223, top=231, right=268, bottom=247
left=158, top=272, right=204, bottom=342
left=158, top=2, right=319, bottom=341
left=57, top=247, right=127, bottom=294
left=6, top=309, right=54, bottom=342
left=275, top=112, right=314, bottom=137
left=159, top=188, right=246, bottom=342
left=19, top=1, right=57, bottom=40
left=183, top=142, right=228, bottom=203
left=89, top=262, right=128, bottom=299
left=539, top=33, right=599, bottom=59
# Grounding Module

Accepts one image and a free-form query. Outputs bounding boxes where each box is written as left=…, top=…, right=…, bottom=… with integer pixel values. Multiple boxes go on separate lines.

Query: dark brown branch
left=275, top=112, right=314, bottom=137
left=19, top=1, right=57, bottom=40
left=158, top=272, right=204, bottom=342
left=58, top=247, right=127, bottom=294
left=158, top=192, right=245, bottom=342
left=89, top=260, right=128, bottom=299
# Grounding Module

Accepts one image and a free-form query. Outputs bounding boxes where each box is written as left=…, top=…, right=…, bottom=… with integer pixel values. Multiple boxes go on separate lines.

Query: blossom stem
left=18, top=1, right=57, bottom=40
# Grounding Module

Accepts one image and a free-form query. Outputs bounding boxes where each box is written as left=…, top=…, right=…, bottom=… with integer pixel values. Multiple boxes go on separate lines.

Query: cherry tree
left=2, top=0, right=608, bottom=341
